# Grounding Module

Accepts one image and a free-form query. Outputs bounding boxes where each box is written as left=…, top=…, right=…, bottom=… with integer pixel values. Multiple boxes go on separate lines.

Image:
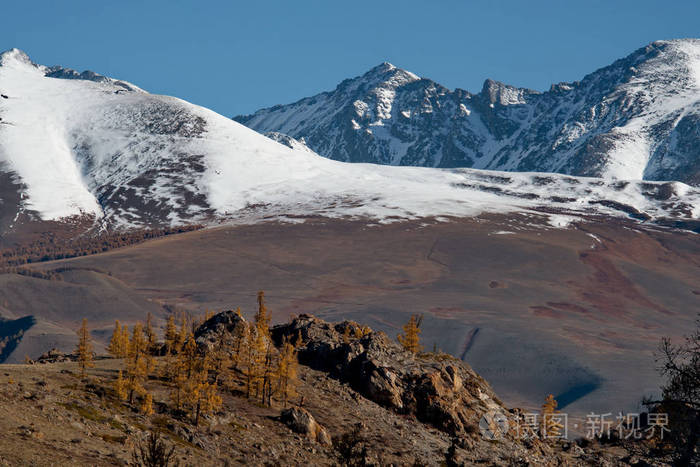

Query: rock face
left=193, top=310, right=246, bottom=353
left=272, top=315, right=504, bottom=436
left=279, top=407, right=331, bottom=446
left=235, top=39, right=700, bottom=186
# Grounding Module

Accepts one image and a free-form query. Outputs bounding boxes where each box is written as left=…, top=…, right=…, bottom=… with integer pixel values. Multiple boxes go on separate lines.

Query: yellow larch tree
left=540, top=394, right=564, bottom=439
left=229, top=308, right=246, bottom=371
left=276, top=337, right=299, bottom=407
left=260, top=340, right=278, bottom=406
left=177, top=314, right=189, bottom=351
left=195, top=381, right=222, bottom=426
left=240, top=322, right=266, bottom=399
left=209, top=326, right=232, bottom=386
left=168, top=353, right=188, bottom=411
left=114, top=369, right=128, bottom=400
left=144, top=312, right=157, bottom=354
left=119, top=324, right=130, bottom=357
left=181, top=332, right=199, bottom=378
left=255, top=290, right=270, bottom=337
left=178, top=336, right=221, bottom=426
left=140, top=391, right=154, bottom=416
left=183, top=373, right=221, bottom=426
left=164, top=314, right=178, bottom=355
left=107, top=320, right=124, bottom=358
left=126, top=323, right=149, bottom=404
left=76, top=318, right=94, bottom=378
left=204, top=309, right=214, bottom=322
left=397, top=314, right=422, bottom=353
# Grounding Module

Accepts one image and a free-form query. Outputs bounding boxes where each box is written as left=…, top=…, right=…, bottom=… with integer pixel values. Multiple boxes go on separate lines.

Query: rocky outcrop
left=279, top=407, right=331, bottom=446
left=34, top=348, right=77, bottom=364
left=272, top=315, right=505, bottom=437
left=193, top=310, right=246, bottom=353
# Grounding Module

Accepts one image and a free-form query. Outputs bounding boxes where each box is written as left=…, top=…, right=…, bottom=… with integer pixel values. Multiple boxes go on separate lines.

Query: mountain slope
left=0, top=48, right=697, bottom=233
left=235, top=39, right=700, bottom=186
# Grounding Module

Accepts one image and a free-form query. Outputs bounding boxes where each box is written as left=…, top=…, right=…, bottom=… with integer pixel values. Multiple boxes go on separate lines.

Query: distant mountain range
left=0, top=45, right=697, bottom=235
left=235, top=39, right=700, bottom=186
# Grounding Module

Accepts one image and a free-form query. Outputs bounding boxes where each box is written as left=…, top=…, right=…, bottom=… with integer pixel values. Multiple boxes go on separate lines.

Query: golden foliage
left=354, top=325, right=371, bottom=339
left=140, top=392, right=154, bottom=416
left=255, top=291, right=270, bottom=338
left=107, top=320, right=126, bottom=358
left=277, top=338, right=299, bottom=407
left=145, top=313, right=157, bottom=354
left=114, top=369, right=128, bottom=400
left=120, top=324, right=130, bottom=357
left=76, top=318, right=94, bottom=378
left=164, top=315, right=178, bottom=355
left=397, top=314, right=422, bottom=353
left=540, top=394, right=564, bottom=438
left=125, top=323, right=150, bottom=404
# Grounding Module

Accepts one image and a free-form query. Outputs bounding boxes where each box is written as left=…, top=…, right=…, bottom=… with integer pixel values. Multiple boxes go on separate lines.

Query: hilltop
left=0, top=312, right=662, bottom=465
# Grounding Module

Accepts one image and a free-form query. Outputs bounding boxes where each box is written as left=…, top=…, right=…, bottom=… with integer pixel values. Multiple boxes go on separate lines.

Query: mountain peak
left=480, top=78, right=537, bottom=106
left=372, top=61, right=397, bottom=71
left=361, top=61, right=420, bottom=83
left=0, top=48, right=34, bottom=67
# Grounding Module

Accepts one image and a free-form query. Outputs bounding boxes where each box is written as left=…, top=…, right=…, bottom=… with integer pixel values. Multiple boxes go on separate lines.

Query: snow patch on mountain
left=0, top=48, right=698, bottom=231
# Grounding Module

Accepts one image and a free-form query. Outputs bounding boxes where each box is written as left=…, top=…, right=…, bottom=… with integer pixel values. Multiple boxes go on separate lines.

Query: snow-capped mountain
left=0, top=48, right=697, bottom=232
left=235, top=39, right=700, bottom=186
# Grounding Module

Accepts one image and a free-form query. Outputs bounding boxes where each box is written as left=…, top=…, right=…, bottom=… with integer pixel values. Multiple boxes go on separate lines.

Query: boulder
left=280, top=407, right=331, bottom=446
left=36, top=348, right=76, bottom=363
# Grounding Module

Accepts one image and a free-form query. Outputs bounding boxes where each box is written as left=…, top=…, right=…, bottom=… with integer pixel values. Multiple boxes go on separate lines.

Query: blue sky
left=3, top=1, right=699, bottom=116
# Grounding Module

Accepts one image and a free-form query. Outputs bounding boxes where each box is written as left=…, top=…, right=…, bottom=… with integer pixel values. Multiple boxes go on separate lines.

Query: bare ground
left=1, top=214, right=697, bottom=422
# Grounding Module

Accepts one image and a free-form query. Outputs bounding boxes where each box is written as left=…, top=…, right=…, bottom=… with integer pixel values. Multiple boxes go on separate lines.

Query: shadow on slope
left=0, top=315, right=36, bottom=362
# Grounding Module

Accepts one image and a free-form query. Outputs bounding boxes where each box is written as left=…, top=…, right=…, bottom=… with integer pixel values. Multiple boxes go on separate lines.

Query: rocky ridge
left=236, top=39, right=700, bottom=186
left=0, top=310, right=666, bottom=465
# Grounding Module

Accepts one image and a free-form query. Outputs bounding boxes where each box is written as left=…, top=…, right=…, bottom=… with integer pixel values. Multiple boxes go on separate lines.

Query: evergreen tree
left=75, top=318, right=94, bottom=378
left=397, top=314, right=422, bottom=353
